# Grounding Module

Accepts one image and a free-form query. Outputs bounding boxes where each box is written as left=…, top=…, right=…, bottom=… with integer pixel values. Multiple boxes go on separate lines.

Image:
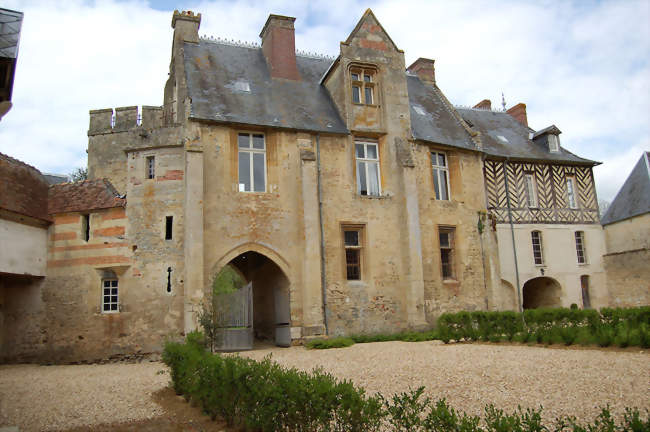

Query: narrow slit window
left=439, top=227, right=455, bottom=279
left=82, top=214, right=90, bottom=242
left=566, top=177, right=578, bottom=209
left=575, top=231, right=587, bottom=264
left=146, top=156, right=155, bottom=179
left=531, top=230, right=544, bottom=265
left=524, top=173, right=538, bottom=208
left=165, top=216, right=173, bottom=240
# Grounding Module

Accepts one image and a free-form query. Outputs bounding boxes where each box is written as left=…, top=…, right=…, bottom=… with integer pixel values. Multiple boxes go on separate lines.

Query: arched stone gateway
left=209, top=250, right=291, bottom=351
left=522, top=276, right=562, bottom=309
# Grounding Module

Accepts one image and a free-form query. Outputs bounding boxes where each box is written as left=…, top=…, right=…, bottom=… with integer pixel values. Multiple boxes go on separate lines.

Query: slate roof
left=407, top=75, right=475, bottom=150
left=456, top=108, right=598, bottom=165
left=183, top=40, right=347, bottom=134
left=0, top=152, right=50, bottom=221
left=0, top=8, right=23, bottom=59
left=600, top=152, right=650, bottom=225
left=48, top=179, right=126, bottom=215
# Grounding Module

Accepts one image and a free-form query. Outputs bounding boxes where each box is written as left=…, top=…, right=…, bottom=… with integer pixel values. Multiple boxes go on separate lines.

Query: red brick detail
left=157, top=170, right=184, bottom=181
left=51, top=232, right=76, bottom=241
left=260, top=15, right=300, bottom=81
left=507, top=103, right=528, bottom=126
left=101, top=207, right=127, bottom=221
left=53, top=214, right=80, bottom=225
left=93, top=226, right=125, bottom=237
left=51, top=242, right=129, bottom=252
left=407, top=58, right=435, bottom=84
left=360, top=39, right=387, bottom=51
left=48, top=255, right=131, bottom=268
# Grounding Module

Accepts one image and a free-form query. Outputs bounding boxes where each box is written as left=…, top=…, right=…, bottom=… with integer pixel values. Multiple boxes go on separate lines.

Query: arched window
left=531, top=230, right=544, bottom=265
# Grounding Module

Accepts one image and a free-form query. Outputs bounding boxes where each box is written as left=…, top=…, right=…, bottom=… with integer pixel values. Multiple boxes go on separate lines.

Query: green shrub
left=305, top=337, right=355, bottom=349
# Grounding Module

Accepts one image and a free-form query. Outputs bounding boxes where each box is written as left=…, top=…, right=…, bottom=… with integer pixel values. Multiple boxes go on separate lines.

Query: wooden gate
left=214, top=282, right=253, bottom=351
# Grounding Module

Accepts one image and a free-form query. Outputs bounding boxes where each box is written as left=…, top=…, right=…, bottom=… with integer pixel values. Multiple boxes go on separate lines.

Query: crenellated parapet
left=88, top=105, right=163, bottom=135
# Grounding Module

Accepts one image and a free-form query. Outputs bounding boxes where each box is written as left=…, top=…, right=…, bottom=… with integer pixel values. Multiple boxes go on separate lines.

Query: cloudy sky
left=1, top=0, right=648, bottom=202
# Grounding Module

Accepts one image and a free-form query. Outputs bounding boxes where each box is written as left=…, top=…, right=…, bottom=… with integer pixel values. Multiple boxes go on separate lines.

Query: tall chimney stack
left=507, top=103, right=528, bottom=126
left=473, top=99, right=491, bottom=110
left=171, top=10, right=201, bottom=48
left=407, top=58, right=436, bottom=85
left=260, top=14, right=300, bottom=80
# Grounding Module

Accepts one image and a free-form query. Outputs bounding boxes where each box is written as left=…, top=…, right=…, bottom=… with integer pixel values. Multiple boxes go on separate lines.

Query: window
left=581, top=275, right=591, bottom=309
left=343, top=227, right=363, bottom=280
left=439, top=227, right=456, bottom=279
left=165, top=216, right=173, bottom=240
left=350, top=67, right=376, bottom=105
left=531, top=231, right=544, bottom=265
left=575, top=231, right=587, bottom=264
left=524, top=173, right=538, bottom=208
left=146, top=156, right=155, bottom=179
left=102, top=279, right=119, bottom=313
left=355, top=141, right=381, bottom=196
left=431, top=152, right=450, bottom=200
left=566, top=177, right=578, bottom=209
left=548, top=134, right=559, bottom=152
left=238, top=133, right=266, bottom=192
left=82, top=214, right=90, bottom=242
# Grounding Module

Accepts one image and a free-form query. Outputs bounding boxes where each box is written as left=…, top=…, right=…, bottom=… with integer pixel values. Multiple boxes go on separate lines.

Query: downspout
left=316, top=134, right=328, bottom=335
left=503, top=159, right=523, bottom=314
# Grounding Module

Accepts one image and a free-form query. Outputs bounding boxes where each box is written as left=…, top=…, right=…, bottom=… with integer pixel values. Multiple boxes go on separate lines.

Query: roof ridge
left=0, top=151, right=43, bottom=174
left=199, top=35, right=336, bottom=60
left=455, top=105, right=507, bottom=113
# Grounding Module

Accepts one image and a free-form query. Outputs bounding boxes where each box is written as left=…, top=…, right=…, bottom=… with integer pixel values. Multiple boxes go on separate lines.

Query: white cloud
left=0, top=0, right=647, bottom=201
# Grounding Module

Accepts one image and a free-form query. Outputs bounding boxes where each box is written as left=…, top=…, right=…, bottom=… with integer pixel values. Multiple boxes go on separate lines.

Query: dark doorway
left=522, top=276, right=562, bottom=309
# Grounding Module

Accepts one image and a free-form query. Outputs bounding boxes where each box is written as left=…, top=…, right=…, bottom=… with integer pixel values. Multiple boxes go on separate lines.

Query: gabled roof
left=601, top=152, right=650, bottom=225
left=0, top=152, right=50, bottom=221
left=183, top=40, right=347, bottom=134
left=343, top=8, right=401, bottom=53
left=48, top=179, right=126, bottom=215
left=456, top=107, right=598, bottom=165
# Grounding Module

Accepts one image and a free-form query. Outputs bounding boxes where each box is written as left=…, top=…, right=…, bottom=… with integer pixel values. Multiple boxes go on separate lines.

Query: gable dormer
left=532, top=125, right=562, bottom=153
left=322, top=9, right=410, bottom=136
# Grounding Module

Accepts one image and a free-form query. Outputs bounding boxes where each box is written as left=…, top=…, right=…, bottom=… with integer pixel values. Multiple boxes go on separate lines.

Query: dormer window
left=350, top=66, right=377, bottom=105
left=548, top=134, right=559, bottom=152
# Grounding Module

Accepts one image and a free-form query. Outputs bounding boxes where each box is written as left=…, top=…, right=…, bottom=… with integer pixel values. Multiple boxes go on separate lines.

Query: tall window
left=439, top=227, right=455, bottom=279
left=146, top=156, right=155, bottom=179
left=431, top=152, right=450, bottom=200
left=566, top=176, right=578, bottom=208
left=102, top=279, right=119, bottom=313
left=343, top=227, right=363, bottom=280
left=531, top=230, right=544, bottom=265
left=82, top=214, right=90, bottom=242
left=355, top=141, right=381, bottom=196
left=238, top=133, right=266, bottom=192
left=524, top=173, right=538, bottom=208
left=548, top=134, right=559, bottom=152
left=575, top=231, right=587, bottom=264
left=350, top=67, right=376, bottom=105
left=165, top=216, right=173, bottom=240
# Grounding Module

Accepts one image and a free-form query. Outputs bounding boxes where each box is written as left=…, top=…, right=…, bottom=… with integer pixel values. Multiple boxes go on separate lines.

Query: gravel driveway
left=0, top=342, right=648, bottom=431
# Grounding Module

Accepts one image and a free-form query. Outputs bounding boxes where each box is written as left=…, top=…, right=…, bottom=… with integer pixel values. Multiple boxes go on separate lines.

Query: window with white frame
left=531, top=230, right=544, bottom=265
left=355, top=141, right=381, bottom=196
left=524, top=173, right=538, bottom=208
left=102, top=279, right=119, bottom=313
left=575, top=231, right=587, bottom=264
left=238, top=133, right=266, bottom=192
left=548, top=134, right=559, bottom=152
left=343, top=226, right=363, bottom=280
left=350, top=67, right=376, bottom=105
left=439, top=226, right=456, bottom=279
left=566, top=176, right=578, bottom=208
left=431, top=152, right=450, bottom=200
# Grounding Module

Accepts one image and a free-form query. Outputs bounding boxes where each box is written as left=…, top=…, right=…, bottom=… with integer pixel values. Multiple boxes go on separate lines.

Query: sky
left=1, top=0, right=648, bottom=202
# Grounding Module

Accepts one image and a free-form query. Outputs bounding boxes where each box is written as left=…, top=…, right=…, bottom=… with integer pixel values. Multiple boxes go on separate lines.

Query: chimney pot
left=474, top=99, right=491, bottom=110
left=506, top=103, right=528, bottom=126
left=407, top=58, right=436, bottom=85
left=260, top=14, right=300, bottom=80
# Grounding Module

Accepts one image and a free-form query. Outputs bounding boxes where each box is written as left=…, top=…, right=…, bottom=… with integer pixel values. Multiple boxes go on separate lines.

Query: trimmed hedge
left=163, top=332, right=649, bottom=431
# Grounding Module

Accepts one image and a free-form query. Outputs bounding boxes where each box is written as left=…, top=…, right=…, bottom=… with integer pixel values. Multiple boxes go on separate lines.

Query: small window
left=531, top=231, right=544, bottom=265
left=548, top=134, right=559, bottom=152
left=165, top=216, right=173, bottom=240
left=439, top=227, right=456, bottom=279
left=575, top=231, right=587, bottom=264
left=82, top=214, right=90, bottom=242
left=581, top=275, right=591, bottom=309
left=566, top=177, right=578, bottom=209
left=431, top=152, right=450, bottom=200
left=146, top=156, right=155, bottom=179
left=524, top=173, right=538, bottom=208
left=238, top=133, right=266, bottom=192
left=355, top=141, right=381, bottom=196
left=102, top=279, right=119, bottom=313
left=350, top=67, right=377, bottom=105
left=343, top=227, right=363, bottom=280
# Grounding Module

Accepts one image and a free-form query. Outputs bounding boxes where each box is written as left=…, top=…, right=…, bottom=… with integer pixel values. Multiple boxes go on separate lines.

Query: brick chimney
left=407, top=58, right=435, bottom=85
left=260, top=14, right=300, bottom=80
left=507, top=103, right=528, bottom=126
left=171, top=10, right=201, bottom=48
left=474, top=99, right=491, bottom=110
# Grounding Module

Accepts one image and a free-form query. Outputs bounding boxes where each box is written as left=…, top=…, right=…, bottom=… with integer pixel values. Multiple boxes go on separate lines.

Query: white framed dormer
left=548, top=134, right=560, bottom=153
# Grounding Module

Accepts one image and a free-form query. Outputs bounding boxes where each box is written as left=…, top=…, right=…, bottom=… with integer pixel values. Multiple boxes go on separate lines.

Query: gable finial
left=501, top=92, right=507, bottom=111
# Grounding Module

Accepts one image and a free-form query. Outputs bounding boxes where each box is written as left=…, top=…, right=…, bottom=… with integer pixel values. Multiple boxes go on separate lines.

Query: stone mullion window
left=350, top=67, right=377, bottom=105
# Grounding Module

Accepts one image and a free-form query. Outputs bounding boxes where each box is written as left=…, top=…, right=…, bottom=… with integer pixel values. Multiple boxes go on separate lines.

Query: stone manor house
left=0, top=9, right=621, bottom=362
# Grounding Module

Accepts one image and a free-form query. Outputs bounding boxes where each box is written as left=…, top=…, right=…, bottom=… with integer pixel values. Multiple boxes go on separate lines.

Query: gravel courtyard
left=0, top=342, right=648, bottom=431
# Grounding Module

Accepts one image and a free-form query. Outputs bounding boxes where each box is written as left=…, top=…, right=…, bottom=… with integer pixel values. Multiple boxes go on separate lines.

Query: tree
left=69, top=167, right=88, bottom=182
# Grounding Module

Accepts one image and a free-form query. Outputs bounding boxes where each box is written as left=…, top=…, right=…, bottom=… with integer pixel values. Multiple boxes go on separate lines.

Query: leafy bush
left=306, top=337, right=355, bottom=349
